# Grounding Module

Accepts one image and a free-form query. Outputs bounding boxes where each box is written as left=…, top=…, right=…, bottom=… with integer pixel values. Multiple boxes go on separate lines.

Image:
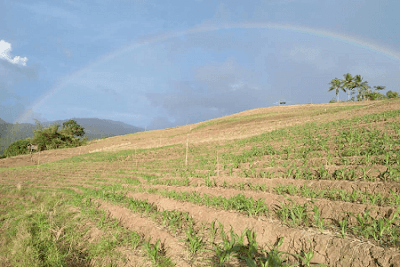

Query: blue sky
left=1, top=0, right=400, bottom=130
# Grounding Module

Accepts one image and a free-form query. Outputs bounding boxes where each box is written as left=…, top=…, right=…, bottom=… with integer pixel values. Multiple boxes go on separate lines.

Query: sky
left=1, top=0, right=400, bottom=130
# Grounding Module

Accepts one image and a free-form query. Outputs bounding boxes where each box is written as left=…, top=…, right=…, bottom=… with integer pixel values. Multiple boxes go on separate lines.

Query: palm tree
left=353, top=75, right=370, bottom=101
left=328, top=78, right=344, bottom=102
left=342, top=73, right=355, bottom=100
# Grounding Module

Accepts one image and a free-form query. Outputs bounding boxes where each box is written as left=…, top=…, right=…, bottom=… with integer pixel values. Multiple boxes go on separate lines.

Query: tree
left=341, top=73, right=356, bottom=100
left=386, top=90, right=399, bottom=99
left=61, top=120, right=85, bottom=137
left=32, top=124, right=62, bottom=150
left=328, top=78, right=344, bottom=102
left=3, top=120, right=87, bottom=157
left=3, top=139, right=30, bottom=157
left=353, top=75, right=370, bottom=101
left=32, top=120, right=86, bottom=151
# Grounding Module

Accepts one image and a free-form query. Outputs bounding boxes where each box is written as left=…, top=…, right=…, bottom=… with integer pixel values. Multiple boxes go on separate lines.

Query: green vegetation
left=32, top=119, right=87, bottom=151
left=2, top=119, right=87, bottom=158
left=328, top=73, right=398, bottom=102
left=3, top=139, right=30, bottom=157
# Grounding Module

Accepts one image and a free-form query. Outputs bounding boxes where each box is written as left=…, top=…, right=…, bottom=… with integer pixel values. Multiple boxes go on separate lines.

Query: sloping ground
left=0, top=101, right=375, bottom=168
left=1, top=98, right=400, bottom=266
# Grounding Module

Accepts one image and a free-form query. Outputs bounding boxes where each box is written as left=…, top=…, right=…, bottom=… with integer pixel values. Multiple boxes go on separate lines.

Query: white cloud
left=0, top=40, right=28, bottom=66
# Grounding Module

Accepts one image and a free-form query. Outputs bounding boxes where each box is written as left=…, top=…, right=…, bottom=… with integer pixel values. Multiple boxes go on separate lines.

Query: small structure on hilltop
left=27, top=143, right=38, bottom=154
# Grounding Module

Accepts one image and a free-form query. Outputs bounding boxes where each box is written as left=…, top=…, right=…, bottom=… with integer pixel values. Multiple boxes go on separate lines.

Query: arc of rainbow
left=16, top=22, right=400, bottom=123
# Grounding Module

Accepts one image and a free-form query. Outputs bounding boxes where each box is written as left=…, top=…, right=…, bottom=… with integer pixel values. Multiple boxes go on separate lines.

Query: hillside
left=1, top=99, right=400, bottom=266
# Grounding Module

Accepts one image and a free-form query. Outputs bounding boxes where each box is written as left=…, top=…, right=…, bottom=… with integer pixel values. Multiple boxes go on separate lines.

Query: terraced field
left=1, top=99, right=400, bottom=266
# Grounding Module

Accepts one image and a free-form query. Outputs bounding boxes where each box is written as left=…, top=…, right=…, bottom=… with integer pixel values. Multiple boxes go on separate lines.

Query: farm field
left=1, top=99, right=400, bottom=266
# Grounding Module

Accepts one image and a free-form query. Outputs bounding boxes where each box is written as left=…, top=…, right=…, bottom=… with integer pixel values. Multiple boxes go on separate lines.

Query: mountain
left=0, top=118, right=143, bottom=155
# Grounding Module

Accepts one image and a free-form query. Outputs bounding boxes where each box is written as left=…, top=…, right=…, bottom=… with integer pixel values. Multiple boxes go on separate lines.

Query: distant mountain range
left=0, top=118, right=143, bottom=155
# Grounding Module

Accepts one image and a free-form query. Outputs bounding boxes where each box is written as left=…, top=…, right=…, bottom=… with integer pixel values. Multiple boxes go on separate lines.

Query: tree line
left=328, top=73, right=398, bottom=102
left=1, top=119, right=87, bottom=158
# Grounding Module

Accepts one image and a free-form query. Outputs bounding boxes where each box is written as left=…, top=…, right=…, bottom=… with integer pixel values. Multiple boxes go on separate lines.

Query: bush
left=60, top=120, right=85, bottom=137
left=32, top=121, right=86, bottom=151
left=367, top=92, right=385, bottom=100
left=386, top=90, right=399, bottom=99
left=3, top=139, right=30, bottom=157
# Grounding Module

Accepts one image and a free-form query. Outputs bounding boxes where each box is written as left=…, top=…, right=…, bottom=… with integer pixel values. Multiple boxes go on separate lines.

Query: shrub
left=367, top=92, right=385, bottom=100
left=3, top=139, right=30, bottom=157
left=32, top=121, right=86, bottom=151
left=386, top=90, right=399, bottom=99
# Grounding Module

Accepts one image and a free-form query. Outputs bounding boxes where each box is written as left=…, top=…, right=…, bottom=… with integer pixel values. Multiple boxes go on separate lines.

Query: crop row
left=127, top=186, right=400, bottom=247
left=63, top=185, right=320, bottom=266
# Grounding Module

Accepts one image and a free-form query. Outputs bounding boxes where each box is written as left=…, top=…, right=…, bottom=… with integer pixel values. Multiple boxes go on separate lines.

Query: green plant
left=338, top=218, right=347, bottom=238
left=313, top=205, right=324, bottom=232
left=328, top=77, right=345, bottom=102
left=205, top=176, right=217, bottom=187
left=386, top=90, right=399, bottom=99
left=209, top=220, right=218, bottom=242
left=3, top=139, right=30, bottom=157
left=212, top=223, right=237, bottom=266
left=296, top=240, right=320, bottom=267
left=184, top=226, right=204, bottom=257
left=145, top=239, right=161, bottom=264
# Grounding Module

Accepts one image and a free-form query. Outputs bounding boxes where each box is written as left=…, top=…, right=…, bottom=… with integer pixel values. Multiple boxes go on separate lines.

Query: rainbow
left=16, top=22, right=400, bottom=123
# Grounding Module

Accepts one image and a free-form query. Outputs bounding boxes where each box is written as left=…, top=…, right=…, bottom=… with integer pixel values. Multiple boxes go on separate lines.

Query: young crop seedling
left=313, top=205, right=325, bottom=233
left=184, top=226, right=205, bottom=258
left=338, top=218, right=347, bottom=238
left=209, top=220, right=218, bottom=242
left=144, top=238, right=174, bottom=266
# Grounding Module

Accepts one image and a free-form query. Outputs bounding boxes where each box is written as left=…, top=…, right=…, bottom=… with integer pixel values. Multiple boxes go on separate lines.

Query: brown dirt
left=152, top=175, right=400, bottom=197
left=125, top=191, right=400, bottom=267
left=135, top=184, right=398, bottom=228
left=94, top=199, right=191, bottom=267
